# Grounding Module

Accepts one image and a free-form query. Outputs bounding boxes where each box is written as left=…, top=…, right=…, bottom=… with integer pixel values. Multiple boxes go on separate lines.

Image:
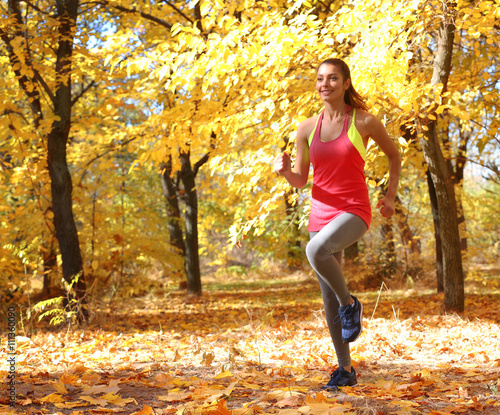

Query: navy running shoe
left=321, top=367, right=358, bottom=390
left=338, top=295, right=363, bottom=343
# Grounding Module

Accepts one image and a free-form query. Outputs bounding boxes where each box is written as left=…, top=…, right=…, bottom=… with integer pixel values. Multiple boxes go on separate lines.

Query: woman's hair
left=317, top=58, right=369, bottom=111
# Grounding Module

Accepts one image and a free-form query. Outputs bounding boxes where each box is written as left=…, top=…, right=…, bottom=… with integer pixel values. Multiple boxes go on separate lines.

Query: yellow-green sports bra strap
left=347, top=109, right=367, bottom=162
left=308, top=112, right=322, bottom=147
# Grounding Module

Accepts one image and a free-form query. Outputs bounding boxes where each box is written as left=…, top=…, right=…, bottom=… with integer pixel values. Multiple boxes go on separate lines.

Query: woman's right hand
left=274, top=151, right=291, bottom=175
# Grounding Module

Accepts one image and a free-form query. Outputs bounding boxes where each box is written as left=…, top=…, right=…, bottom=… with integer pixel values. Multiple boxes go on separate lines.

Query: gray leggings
left=307, top=212, right=368, bottom=368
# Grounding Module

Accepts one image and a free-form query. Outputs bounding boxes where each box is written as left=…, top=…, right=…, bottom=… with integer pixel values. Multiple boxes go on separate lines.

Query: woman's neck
left=323, top=101, right=348, bottom=121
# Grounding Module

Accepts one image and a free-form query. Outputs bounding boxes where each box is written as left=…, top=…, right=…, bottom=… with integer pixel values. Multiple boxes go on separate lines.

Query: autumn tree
left=0, top=0, right=90, bottom=313
left=0, top=0, right=173, bottom=306
left=419, top=1, right=465, bottom=311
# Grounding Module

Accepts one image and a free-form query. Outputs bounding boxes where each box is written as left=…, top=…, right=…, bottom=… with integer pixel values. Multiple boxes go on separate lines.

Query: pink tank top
left=308, top=107, right=372, bottom=231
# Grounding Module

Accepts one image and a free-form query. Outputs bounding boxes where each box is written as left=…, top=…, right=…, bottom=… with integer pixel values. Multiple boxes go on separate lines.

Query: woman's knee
left=306, top=238, right=335, bottom=264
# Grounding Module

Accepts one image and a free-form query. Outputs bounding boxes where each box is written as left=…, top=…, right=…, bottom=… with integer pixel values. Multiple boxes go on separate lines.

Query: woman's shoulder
left=353, top=109, right=382, bottom=135
left=299, top=114, right=321, bottom=128
left=297, top=114, right=321, bottom=140
left=353, top=108, right=375, bottom=122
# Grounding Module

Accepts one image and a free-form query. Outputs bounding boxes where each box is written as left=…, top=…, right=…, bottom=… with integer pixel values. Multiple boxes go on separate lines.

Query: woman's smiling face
left=316, top=63, right=350, bottom=103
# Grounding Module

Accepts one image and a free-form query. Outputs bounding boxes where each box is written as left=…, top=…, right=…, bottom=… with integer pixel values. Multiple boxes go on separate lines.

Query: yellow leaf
left=214, top=370, right=233, bottom=379
left=435, top=105, right=446, bottom=114
left=398, top=136, right=408, bottom=147
left=104, top=54, right=113, bottom=67
left=82, top=379, right=120, bottom=395
left=101, top=392, right=120, bottom=402
left=375, top=379, right=396, bottom=391
left=459, top=110, right=470, bottom=121
left=54, top=401, right=86, bottom=409
left=40, top=393, right=65, bottom=403
left=79, top=395, right=109, bottom=406
left=157, top=390, right=192, bottom=402
left=101, top=393, right=136, bottom=407
left=53, top=379, right=69, bottom=394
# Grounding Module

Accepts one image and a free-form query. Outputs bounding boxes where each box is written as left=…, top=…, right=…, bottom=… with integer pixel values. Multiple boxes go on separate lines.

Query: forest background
left=0, top=0, right=499, bottom=413
left=1, top=0, right=498, bottom=313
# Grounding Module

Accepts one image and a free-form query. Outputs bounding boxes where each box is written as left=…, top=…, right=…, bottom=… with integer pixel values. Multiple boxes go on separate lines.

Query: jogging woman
left=274, top=58, right=401, bottom=390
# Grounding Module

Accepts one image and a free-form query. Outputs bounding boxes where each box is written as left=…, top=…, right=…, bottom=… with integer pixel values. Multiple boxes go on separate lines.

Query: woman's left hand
left=377, top=197, right=395, bottom=218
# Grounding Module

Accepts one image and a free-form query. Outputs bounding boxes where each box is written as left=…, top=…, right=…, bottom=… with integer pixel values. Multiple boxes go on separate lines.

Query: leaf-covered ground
left=2, top=271, right=500, bottom=415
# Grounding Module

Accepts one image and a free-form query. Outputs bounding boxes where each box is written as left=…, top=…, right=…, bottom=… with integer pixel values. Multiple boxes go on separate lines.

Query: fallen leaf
left=82, top=379, right=121, bottom=395
left=130, top=406, right=155, bottom=415
left=214, top=370, right=233, bottom=379
left=40, top=393, right=66, bottom=403
left=79, top=395, right=110, bottom=406
left=277, top=394, right=301, bottom=407
left=158, top=390, right=193, bottom=402
left=53, top=379, right=69, bottom=394
left=60, top=372, right=80, bottom=385
left=54, top=400, right=87, bottom=409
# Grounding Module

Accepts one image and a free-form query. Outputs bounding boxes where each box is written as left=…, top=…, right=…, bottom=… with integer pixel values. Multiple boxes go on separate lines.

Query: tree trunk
left=455, top=186, right=467, bottom=252
left=41, top=235, right=63, bottom=299
left=381, top=222, right=395, bottom=256
left=344, top=242, right=358, bottom=261
left=420, top=1, right=464, bottom=312
left=47, top=0, right=87, bottom=310
left=161, top=163, right=185, bottom=256
left=427, top=170, right=444, bottom=293
left=394, top=196, right=421, bottom=256
left=454, top=130, right=469, bottom=252
left=284, top=189, right=302, bottom=271
left=180, top=151, right=202, bottom=295
left=380, top=219, right=397, bottom=272
left=442, top=121, right=469, bottom=252
left=160, top=159, right=186, bottom=286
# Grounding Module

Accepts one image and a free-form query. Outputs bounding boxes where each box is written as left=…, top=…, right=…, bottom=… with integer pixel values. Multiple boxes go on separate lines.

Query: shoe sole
left=322, top=381, right=358, bottom=391
left=351, top=301, right=363, bottom=342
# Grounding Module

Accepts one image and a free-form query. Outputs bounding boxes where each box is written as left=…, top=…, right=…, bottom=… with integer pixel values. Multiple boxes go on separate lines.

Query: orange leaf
left=305, top=392, right=329, bottom=404
left=60, top=372, right=80, bottom=385
left=130, top=405, right=155, bottom=415
left=211, top=399, right=232, bottom=415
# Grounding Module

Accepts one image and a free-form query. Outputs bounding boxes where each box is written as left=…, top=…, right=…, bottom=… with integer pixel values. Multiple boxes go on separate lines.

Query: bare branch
left=101, top=1, right=172, bottom=29
left=162, top=0, right=193, bottom=24
left=33, top=68, right=55, bottom=103
left=193, top=132, right=216, bottom=177
left=20, top=0, right=52, bottom=15
left=71, top=80, right=96, bottom=107
left=78, top=135, right=140, bottom=185
left=193, top=152, right=210, bottom=178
